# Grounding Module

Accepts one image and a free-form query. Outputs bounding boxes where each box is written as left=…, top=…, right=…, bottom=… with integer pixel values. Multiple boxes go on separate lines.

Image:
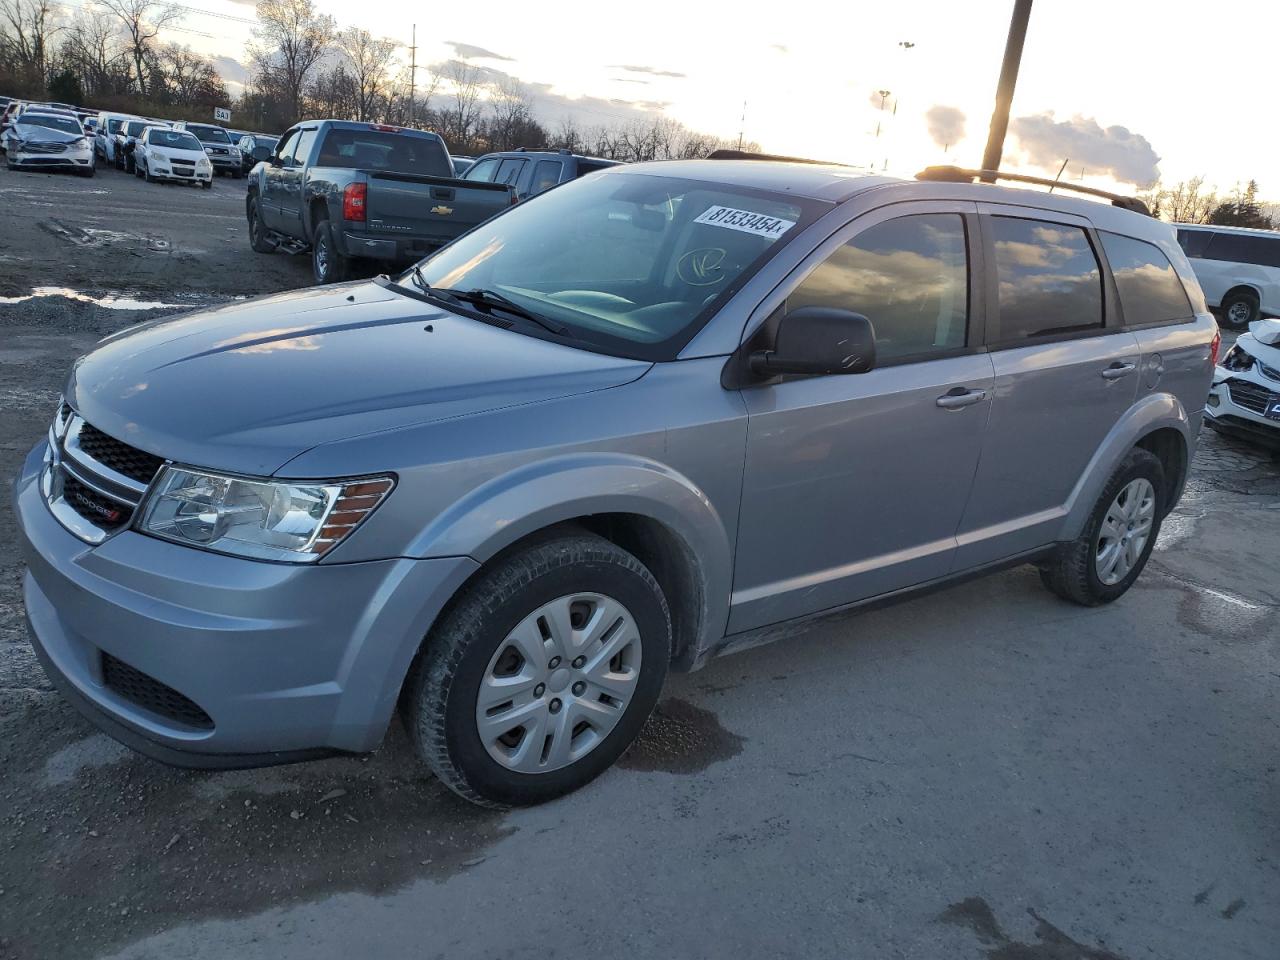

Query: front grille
left=61, top=473, right=131, bottom=529
left=75, top=422, right=164, bottom=484
left=1226, top=379, right=1278, bottom=416
left=102, top=653, right=214, bottom=729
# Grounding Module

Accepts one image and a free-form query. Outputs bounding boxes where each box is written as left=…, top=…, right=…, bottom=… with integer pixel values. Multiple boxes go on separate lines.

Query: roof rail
left=915, top=165, right=1151, bottom=216
left=707, top=149, right=850, bottom=167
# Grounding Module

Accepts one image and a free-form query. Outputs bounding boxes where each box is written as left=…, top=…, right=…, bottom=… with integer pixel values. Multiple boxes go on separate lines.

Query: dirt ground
left=1, top=162, right=1278, bottom=960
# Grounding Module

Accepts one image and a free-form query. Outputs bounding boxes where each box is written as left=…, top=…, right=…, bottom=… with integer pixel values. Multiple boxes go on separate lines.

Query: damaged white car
left=1206, top=319, right=1280, bottom=450
left=3, top=111, right=95, bottom=176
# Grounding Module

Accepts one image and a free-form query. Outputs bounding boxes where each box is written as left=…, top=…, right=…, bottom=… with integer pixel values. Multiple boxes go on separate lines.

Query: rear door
left=952, top=206, right=1141, bottom=568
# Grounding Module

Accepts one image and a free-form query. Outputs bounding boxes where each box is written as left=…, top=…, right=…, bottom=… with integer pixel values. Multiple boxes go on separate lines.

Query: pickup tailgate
left=364, top=172, right=511, bottom=244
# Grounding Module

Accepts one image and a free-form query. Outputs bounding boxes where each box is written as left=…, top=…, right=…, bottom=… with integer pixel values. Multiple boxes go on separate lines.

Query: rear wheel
left=1039, top=448, right=1165, bottom=606
left=247, top=197, right=274, bottom=253
left=1220, top=291, right=1260, bottom=329
left=311, top=217, right=351, bottom=284
left=403, top=534, right=671, bottom=807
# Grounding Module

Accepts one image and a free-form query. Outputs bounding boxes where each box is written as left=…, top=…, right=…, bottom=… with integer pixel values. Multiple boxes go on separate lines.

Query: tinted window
left=123, top=120, right=150, bottom=137
left=463, top=157, right=500, bottom=181
left=1100, top=232, right=1192, bottom=326
left=530, top=159, right=563, bottom=195
left=1177, top=229, right=1213, bottom=259
left=1204, top=232, right=1280, bottom=269
left=185, top=124, right=230, bottom=144
left=787, top=214, right=969, bottom=362
left=314, top=129, right=451, bottom=177
left=991, top=217, right=1103, bottom=340
left=292, top=128, right=318, bottom=166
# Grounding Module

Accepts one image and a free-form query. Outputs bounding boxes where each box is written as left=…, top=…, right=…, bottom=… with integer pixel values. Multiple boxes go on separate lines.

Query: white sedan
left=135, top=127, right=213, bottom=188
left=3, top=111, right=95, bottom=176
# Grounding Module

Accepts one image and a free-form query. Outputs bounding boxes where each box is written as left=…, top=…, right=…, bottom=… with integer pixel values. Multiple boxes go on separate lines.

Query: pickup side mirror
left=267, top=154, right=282, bottom=167
left=748, top=306, right=876, bottom=379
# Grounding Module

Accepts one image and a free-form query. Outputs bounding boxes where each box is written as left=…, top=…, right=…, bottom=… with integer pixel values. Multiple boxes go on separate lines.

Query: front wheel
left=311, top=217, right=351, bottom=283
left=1039, top=448, right=1166, bottom=606
left=403, top=534, right=671, bottom=807
left=1220, top=291, right=1260, bottom=329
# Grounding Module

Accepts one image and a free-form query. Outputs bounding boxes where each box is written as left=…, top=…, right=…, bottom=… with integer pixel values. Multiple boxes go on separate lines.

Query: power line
left=169, top=4, right=257, bottom=25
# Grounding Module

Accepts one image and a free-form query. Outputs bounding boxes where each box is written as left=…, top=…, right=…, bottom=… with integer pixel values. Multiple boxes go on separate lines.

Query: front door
left=260, top=128, right=299, bottom=231
left=730, top=203, right=994, bottom=633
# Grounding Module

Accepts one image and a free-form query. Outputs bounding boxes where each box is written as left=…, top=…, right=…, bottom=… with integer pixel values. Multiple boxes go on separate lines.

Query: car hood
left=12, top=122, right=82, bottom=143
left=66, top=281, right=652, bottom=477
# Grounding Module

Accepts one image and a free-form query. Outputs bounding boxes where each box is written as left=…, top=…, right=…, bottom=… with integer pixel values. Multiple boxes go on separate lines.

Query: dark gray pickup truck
left=246, top=120, right=515, bottom=284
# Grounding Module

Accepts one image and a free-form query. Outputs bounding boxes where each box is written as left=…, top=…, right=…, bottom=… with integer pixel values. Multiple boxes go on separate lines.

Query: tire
left=1039, top=448, right=1165, bottom=606
left=201, top=180, right=212, bottom=190
left=80, top=166, right=94, bottom=178
left=403, top=534, right=672, bottom=807
left=311, top=217, right=351, bottom=284
left=247, top=197, right=274, bottom=253
left=134, top=162, right=143, bottom=178
left=144, top=166, right=155, bottom=184
left=1220, top=291, right=1260, bottom=329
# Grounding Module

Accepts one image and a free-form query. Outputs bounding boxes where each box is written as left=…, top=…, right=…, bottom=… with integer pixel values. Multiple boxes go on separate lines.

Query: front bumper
left=10, top=152, right=92, bottom=169
left=152, top=166, right=212, bottom=184
left=14, top=441, right=478, bottom=765
left=206, top=153, right=239, bottom=171
left=1205, top=373, right=1280, bottom=449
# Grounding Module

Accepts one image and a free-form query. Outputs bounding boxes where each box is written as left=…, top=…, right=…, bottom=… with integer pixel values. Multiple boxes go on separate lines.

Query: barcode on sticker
left=694, top=206, right=795, bottom=239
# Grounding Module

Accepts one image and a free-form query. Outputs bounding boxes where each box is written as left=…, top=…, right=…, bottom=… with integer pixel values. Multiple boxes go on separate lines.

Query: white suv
left=1176, top=224, right=1280, bottom=328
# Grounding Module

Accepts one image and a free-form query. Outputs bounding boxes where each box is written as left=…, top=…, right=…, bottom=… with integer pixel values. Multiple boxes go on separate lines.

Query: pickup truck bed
left=246, top=120, right=514, bottom=284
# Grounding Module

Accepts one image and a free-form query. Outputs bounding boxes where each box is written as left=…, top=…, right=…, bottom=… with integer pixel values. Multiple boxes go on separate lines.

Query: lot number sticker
left=694, top=206, right=795, bottom=240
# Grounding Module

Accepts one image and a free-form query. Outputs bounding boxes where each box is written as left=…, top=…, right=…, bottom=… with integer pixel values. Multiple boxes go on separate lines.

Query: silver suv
left=15, top=158, right=1218, bottom=806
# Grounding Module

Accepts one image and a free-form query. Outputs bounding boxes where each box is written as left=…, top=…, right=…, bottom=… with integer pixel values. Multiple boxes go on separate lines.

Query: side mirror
left=267, top=154, right=282, bottom=166
left=749, top=306, right=876, bottom=378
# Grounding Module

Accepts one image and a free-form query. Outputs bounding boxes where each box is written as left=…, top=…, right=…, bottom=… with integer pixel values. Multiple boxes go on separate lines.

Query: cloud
left=612, top=77, right=649, bottom=85
left=924, top=105, right=965, bottom=148
left=446, top=41, right=514, bottom=61
left=608, top=64, right=686, bottom=78
left=1010, top=112, right=1161, bottom=187
left=211, top=55, right=249, bottom=85
left=771, top=44, right=789, bottom=53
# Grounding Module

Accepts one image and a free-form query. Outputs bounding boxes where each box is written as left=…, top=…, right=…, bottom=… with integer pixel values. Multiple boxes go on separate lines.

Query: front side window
left=1100, top=232, right=1193, bottom=326
left=496, top=157, right=528, bottom=188
left=787, top=214, right=969, bottom=363
left=274, top=129, right=300, bottom=163
left=991, top=216, right=1103, bottom=340
left=292, top=129, right=317, bottom=166
left=406, top=172, right=821, bottom=360
left=463, top=157, right=500, bottom=181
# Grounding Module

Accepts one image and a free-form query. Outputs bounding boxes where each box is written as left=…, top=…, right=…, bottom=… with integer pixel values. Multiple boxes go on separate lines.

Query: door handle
left=936, top=388, right=988, bottom=409
left=1101, top=361, right=1137, bottom=380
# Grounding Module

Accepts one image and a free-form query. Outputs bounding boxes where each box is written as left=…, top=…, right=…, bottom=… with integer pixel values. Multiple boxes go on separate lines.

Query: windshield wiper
left=438, top=288, right=570, bottom=336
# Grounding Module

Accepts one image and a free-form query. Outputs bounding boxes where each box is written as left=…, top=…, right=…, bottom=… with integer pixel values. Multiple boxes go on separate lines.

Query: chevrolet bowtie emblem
left=431, top=205, right=454, bottom=216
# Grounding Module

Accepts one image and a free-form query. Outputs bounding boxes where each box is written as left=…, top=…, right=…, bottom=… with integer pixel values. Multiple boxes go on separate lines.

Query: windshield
left=124, top=120, right=151, bottom=137
left=20, top=114, right=81, bottom=135
left=150, top=130, right=202, bottom=151
left=107, top=118, right=126, bottom=134
left=186, top=124, right=230, bottom=144
left=403, top=172, right=822, bottom=360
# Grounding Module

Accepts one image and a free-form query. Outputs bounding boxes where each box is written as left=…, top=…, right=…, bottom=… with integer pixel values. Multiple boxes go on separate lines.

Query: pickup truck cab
left=460, top=148, right=619, bottom=201
left=246, top=120, right=515, bottom=284
left=16, top=157, right=1217, bottom=808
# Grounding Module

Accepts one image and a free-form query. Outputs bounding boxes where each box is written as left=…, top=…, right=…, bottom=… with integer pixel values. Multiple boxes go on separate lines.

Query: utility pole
left=408, top=24, right=416, bottom=128
left=736, top=100, right=746, bottom=151
left=980, top=0, right=1033, bottom=181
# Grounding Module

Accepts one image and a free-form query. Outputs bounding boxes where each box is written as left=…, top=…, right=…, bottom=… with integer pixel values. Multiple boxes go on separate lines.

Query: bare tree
left=1156, top=177, right=1220, bottom=224
left=154, top=42, right=225, bottom=106
left=0, top=0, right=64, bottom=90
left=336, top=26, right=394, bottom=122
left=57, top=6, right=129, bottom=97
left=436, top=59, right=483, bottom=148
left=97, top=0, right=181, bottom=97
left=248, top=0, right=335, bottom=123
left=486, top=77, right=534, bottom=151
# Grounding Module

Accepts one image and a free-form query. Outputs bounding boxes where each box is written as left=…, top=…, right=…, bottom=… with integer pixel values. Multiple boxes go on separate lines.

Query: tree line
left=1139, top=177, right=1274, bottom=229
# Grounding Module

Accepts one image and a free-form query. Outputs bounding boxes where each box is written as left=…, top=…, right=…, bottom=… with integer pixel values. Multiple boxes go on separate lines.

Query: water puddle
left=619, top=697, right=745, bottom=774
left=0, top=286, right=186, bottom=310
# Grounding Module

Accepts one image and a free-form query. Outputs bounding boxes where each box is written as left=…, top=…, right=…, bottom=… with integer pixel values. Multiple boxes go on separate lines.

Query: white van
left=94, top=111, right=145, bottom=165
left=1175, top=224, right=1280, bottom=328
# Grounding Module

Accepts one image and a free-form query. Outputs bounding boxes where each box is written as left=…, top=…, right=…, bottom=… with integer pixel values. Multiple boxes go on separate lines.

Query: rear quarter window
left=1204, top=232, right=1280, bottom=269
left=1099, top=232, right=1193, bottom=326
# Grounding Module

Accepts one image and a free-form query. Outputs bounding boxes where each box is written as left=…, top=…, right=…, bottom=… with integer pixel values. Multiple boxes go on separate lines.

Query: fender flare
left=1062, top=391, right=1193, bottom=540
left=407, top=452, right=735, bottom=659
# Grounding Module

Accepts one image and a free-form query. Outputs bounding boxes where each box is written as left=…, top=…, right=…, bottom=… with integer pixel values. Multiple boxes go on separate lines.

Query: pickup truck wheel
left=1039, top=448, right=1165, bottom=606
left=311, top=218, right=351, bottom=283
left=247, top=198, right=274, bottom=253
left=403, top=534, right=671, bottom=808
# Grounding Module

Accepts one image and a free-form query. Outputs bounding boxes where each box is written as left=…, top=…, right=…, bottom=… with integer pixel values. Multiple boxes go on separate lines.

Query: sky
left=149, top=0, right=1277, bottom=200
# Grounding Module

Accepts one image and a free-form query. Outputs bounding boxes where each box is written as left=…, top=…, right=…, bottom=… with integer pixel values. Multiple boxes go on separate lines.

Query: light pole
left=980, top=0, right=1033, bottom=181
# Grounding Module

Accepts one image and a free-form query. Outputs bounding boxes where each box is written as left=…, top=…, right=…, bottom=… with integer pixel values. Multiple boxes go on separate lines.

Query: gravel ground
left=0, top=164, right=1277, bottom=960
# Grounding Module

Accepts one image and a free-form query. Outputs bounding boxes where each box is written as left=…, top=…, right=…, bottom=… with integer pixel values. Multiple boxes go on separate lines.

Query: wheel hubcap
left=1227, top=302, right=1251, bottom=324
left=1094, top=478, right=1156, bottom=585
left=475, top=592, right=642, bottom=774
left=315, top=240, right=328, bottom=275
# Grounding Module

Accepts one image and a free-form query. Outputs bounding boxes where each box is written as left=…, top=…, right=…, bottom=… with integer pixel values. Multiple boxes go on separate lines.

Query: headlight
left=1221, top=345, right=1254, bottom=372
left=139, top=466, right=394, bottom=562
left=197, top=157, right=210, bottom=167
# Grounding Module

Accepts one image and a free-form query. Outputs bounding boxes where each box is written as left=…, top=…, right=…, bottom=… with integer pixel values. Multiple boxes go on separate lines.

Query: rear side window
left=1204, top=232, right=1280, bottom=269
left=530, top=159, right=563, bottom=195
left=787, top=213, right=969, bottom=363
left=314, top=129, right=452, bottom=177
left=1099, top=233, right=1193, bottom=326
left=1177, top=229, right=1213, bottom=259
left=991, top=217, right=1103, bottom=340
